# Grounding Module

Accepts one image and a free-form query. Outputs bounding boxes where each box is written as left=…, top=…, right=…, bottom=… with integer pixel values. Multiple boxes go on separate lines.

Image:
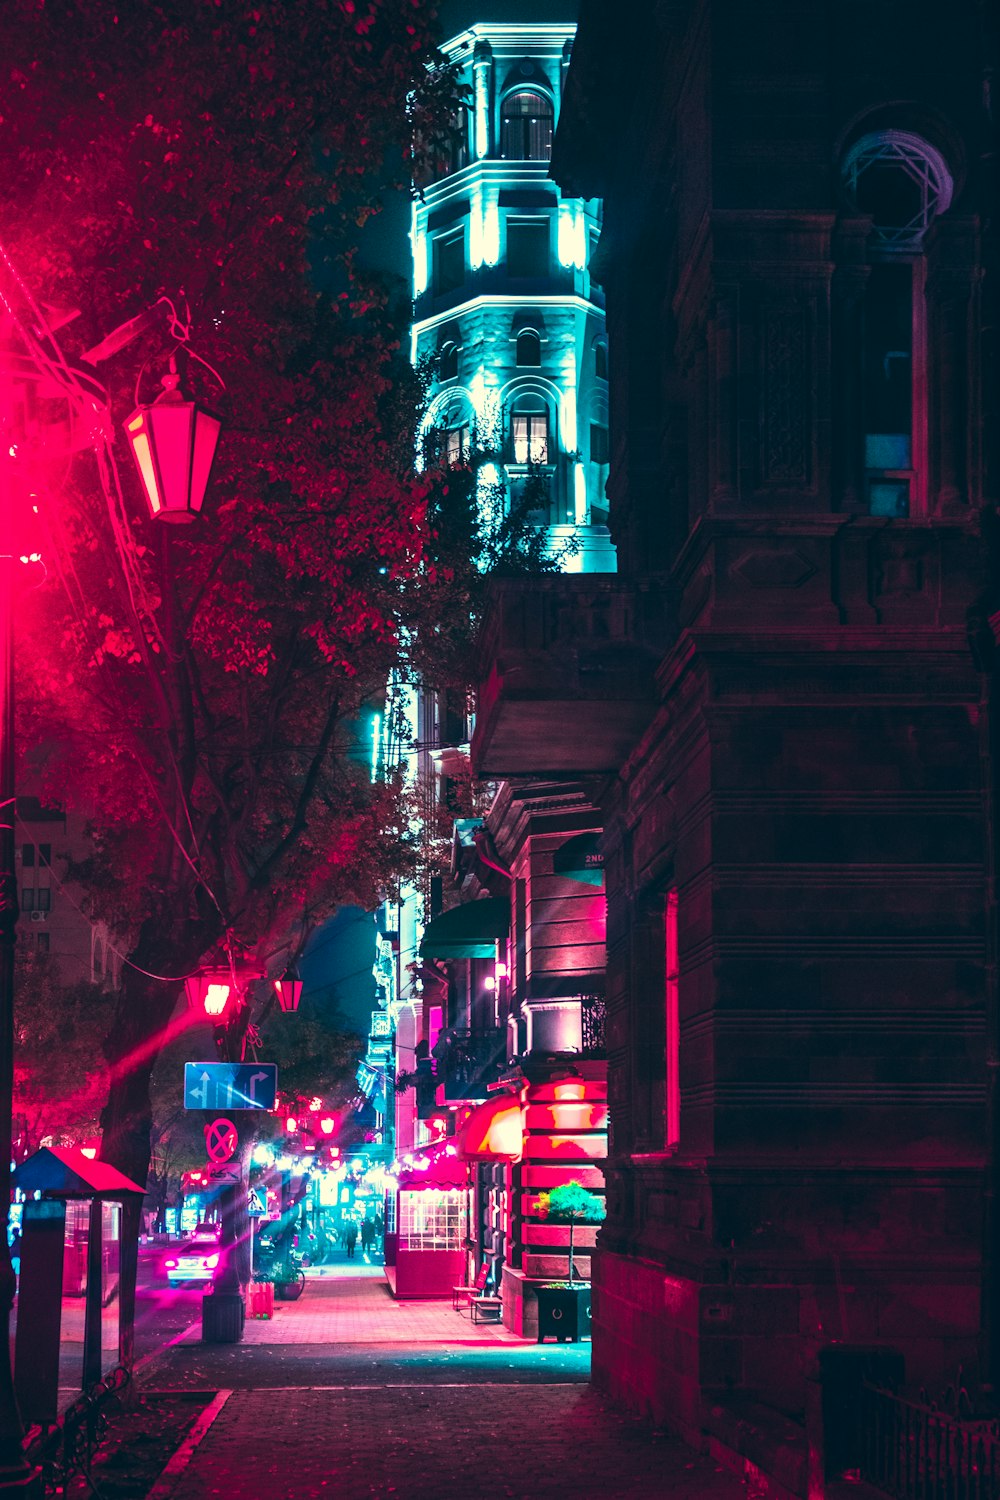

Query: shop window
left=500, top=90, right=554, bottom=161
left=398, top=1189, right=464, bottom=1251
left=516, top=330, right=541, bottom=367
left=665, top=889, right=680, bottom=1149
left=507, top=220, right=548, bottom=279
left=433, top=230, right=465, bottom=296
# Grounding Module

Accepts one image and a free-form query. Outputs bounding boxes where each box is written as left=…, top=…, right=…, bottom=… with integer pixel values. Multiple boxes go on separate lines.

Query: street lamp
left=123, top=359, right=221, bottom=523
left=184, top=964, right=238, bottom=1020
left=273, top=964, right=303, bottom=1014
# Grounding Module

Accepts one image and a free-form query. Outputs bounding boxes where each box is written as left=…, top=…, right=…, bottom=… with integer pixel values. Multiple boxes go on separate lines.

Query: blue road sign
left=184, top=1062, right=278, bottom=1112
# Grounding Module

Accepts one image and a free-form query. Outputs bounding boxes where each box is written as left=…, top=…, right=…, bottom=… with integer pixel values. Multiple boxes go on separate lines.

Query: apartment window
left=590, top=423, right=609, bottom=466
left=665, top=889, right=680, bottom=1149
left=512, top=405, right=549, bottom=465
left=516, top=330, right=541, bottom=367
left=39, top=843, right=51, bottom=866
left=21, top=888, right=35, bottom=911
left=36, top=887, right=51, bottom=911
left=433, top=230, right=464, bottom=296
left=842, top=130, right=953, bottom=517
left=500, top=90, right=554, bottom=161
left=36, top=931, right=50, bottom=953
left=594, top=341, right=608, bottom=381
left=446, top=426, right=470, bottom=466
left=506, top=220, right=548, bottom=279
left=22, top=843, right=34, bottom=868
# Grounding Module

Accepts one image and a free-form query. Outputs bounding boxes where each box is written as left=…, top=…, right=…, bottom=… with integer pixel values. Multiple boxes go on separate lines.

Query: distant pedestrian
left=344, top=1221, right=358, bottom=1259
left=360, top=1218, right=375, bottom=1257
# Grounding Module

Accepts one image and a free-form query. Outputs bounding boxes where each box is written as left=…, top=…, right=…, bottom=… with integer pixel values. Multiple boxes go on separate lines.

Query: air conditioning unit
left=30, top=910, right=48, bottom=922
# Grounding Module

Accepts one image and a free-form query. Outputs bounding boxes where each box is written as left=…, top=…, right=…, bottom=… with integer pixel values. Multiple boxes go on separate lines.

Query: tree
left=537, top=1180, right=606, bottom=1284
left=0, top=0, right=460, bottom=1202
left=12, top=947, right=115, bottom=1161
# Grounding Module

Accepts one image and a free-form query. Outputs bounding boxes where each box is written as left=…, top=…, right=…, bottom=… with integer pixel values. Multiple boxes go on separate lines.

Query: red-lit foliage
left=0, top=0, right=458, bottom=1187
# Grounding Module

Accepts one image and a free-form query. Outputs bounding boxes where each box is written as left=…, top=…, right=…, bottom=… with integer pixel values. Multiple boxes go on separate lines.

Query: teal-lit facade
left=412, top=22, right=615, bottom=572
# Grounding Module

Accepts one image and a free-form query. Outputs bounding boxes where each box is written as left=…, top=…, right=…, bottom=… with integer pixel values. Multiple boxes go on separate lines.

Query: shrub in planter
left=536, top=1181, right=606, bottom=1283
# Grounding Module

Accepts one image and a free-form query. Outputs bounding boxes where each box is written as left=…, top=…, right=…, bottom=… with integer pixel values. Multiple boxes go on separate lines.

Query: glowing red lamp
left=124, top=362, right=221, bottom=523
left=319, top=1116, right=336, bottom=1135
left=285, top=1116, right=298, bottom=1133
left=273, top=964, right=303, bottom=1014
left=185, top=965, right=236, bottom=1019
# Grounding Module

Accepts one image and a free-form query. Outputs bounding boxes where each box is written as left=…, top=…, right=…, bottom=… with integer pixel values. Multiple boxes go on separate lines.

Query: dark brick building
left=473, top=0, right=1000, bottom=1489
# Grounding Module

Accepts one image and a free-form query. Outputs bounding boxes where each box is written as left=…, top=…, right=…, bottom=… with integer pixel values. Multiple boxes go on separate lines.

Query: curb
left=145, top=1389, right=233, bottom=1499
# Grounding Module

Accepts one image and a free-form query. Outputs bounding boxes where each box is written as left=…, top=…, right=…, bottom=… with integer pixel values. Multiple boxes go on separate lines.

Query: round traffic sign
left=204, top=1117, right=238, bottom=1164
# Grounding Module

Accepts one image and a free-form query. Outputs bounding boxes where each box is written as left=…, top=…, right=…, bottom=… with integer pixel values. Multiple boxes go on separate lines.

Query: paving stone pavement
left=163, top=1384, right=749, bottom=1499
left=145, top=1269, right=748, bottom=1499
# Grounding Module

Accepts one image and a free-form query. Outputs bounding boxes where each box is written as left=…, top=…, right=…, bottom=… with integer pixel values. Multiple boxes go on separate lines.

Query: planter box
left=247, top=1281, right=274, bottom=1319
left=536, top=1282, right=592, bottom=1343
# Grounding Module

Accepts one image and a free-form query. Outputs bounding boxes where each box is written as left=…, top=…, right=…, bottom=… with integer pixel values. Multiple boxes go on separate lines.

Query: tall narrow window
left=500, top=90, right=554, bottom=161
left=512, top=407, right=549, bottom=464
left=438, top=341, right=459, bottom=381
left=842, top=130, right=953, bottom=517
left=516, top=330, right=541, bottom=367
left=507, top=220, right=548, bottom=279
left=665, top=889, right=680, bottom=1149
left=594, top=341, right=608, bottom=381
left=433, top=230, right=464, bottom=296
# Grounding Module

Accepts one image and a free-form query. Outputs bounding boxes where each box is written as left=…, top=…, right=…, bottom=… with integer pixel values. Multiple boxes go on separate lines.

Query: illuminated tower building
left=411, top=21, right=615, bottom=573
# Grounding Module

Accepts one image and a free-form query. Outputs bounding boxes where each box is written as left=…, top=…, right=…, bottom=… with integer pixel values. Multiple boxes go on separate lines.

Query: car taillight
left=204, top=1253, right=219, bottom=1268
left=164, top=1259, right=177, bottom=1268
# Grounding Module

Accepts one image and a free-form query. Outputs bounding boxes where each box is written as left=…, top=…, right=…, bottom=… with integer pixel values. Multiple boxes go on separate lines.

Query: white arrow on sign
left=248, top=1071, right=268, bottom=1104
left=195, top=1071, right=210, bottom=1109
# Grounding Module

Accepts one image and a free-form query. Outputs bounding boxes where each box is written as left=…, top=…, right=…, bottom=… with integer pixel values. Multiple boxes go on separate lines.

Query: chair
left=453, top=1262, right=493, bottom=1312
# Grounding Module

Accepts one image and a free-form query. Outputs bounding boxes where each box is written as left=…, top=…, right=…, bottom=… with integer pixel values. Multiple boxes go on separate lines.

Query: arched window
left=439, top=342, right=459, bottom=381
left=840, top=130, right=953, bottom=517
left=843, top=130, right=952, bottom=252
left=516, top=330, right=541, bottom=368
left=594, top=341, right=608, bottom=381
left=510, top=394, right=550, bottom=465
left=500, top=91, right=554, bottom=162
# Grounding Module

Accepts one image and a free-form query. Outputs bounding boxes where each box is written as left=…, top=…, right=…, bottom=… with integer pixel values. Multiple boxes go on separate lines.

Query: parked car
left=160, top=1236, right=222, bottom=1286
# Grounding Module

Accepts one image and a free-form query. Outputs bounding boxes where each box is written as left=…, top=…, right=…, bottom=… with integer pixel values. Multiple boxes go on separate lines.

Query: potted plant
left=534, top=1181, right=605, bottom=1342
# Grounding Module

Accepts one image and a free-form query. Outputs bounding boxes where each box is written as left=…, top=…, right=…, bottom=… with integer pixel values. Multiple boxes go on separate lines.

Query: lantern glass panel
left=149, top=403, right=195, bottom=519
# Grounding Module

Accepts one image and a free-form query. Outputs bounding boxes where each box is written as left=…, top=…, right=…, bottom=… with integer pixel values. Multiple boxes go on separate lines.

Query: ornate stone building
left=473, top=0, right=999, bottom=1488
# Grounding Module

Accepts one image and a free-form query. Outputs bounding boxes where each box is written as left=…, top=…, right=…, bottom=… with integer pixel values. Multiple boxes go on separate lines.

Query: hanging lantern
left=124, top=360, right=221, bottom=523
left=273, top=964, right=303, bottom=1014
left=184, top=964, right=237, bottom=1019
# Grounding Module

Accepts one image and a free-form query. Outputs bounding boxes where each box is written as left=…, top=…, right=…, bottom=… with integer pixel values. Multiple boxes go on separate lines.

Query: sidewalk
left=179, top=1263, right=523, bottom=1346
left=142, top=1269, right=749, bottom=1499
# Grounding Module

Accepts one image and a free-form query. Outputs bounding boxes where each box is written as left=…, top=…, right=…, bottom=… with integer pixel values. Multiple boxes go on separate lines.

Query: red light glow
left=286, top=1116, right=298, bottom=1133
left=319, top=1117, right=335, bottom=1135
left=203, top=982, right=231, bottom=1017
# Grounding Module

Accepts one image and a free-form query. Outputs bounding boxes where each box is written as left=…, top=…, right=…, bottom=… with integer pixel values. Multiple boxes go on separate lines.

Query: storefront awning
left=419, top=897, right=509, bottom=960
left=395, top=1140, right=469, bottom=1190
left=553, top=832, right=604, bottom=886
left=457, top=1094, right=524, bottom=1163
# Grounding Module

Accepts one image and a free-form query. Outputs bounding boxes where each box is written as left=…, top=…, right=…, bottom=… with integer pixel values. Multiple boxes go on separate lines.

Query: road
left=134, top=1241, right=204, bottom=1365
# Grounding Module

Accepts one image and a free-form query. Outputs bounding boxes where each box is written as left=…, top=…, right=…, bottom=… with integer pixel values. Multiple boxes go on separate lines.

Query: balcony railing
left=434, top=1029, right=506, bottom=1102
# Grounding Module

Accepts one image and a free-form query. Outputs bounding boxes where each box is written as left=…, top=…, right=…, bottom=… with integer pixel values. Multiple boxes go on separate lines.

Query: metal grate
left=861, top=1380, right=1000, bottom=1499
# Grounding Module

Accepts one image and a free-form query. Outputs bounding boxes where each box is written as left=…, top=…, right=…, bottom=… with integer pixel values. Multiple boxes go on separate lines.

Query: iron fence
left=581, top=994, right=606, bottom=1056
left=861, top=1379, right=1000, bottom=1499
